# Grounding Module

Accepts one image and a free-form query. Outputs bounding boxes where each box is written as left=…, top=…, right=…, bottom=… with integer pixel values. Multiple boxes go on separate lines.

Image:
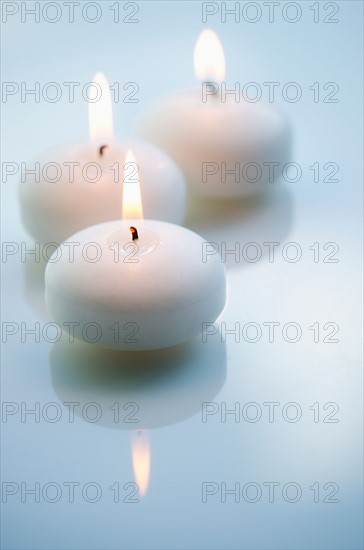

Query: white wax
left=45, top=220, right=226, bottom=350
left=19, top=139, right=186, bottom=244
left=137, top=90, right=291, bottom=198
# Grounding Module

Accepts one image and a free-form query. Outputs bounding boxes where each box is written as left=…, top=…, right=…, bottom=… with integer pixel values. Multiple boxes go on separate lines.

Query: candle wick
left=130, top=226, right=139, bottom=241
left=99, top=144, right=109, bottom=157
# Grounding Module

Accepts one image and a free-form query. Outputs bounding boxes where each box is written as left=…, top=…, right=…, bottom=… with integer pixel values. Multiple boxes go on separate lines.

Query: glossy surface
left=1, top=2, right=363, bottom=549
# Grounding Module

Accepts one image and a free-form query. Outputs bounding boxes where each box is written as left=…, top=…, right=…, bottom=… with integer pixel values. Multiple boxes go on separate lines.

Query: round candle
left=45, top=150, right=226, bottom=351
left=19, top=73, right=186, bottom=245
left=137, top=30, right=291, bottom=198
left=45, top=219, right=226, bottom=350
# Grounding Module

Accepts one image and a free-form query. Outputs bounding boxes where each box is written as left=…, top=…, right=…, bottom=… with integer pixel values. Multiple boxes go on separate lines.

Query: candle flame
left=132, top=430, right=150, bottom=497
left=194, top=29, right=225, bottom=83
left=88, top=72, right=113, bottom=145
left=122, top=150, right=143, bottom=220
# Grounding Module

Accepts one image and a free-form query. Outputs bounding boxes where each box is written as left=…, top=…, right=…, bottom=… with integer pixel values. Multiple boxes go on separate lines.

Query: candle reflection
left=49, top=336, right=226, bottom=498
left=132, top=430, right=150, bottom=497
left=49, top=335, right=227, bottom=429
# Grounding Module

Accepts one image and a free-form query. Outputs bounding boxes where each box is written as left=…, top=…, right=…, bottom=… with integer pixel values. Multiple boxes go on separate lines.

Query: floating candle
left=19, top=73, right=186, bottom=245
left=137, top=30, right=291, bottom=198
left=45, top=151, right=226, bottom=350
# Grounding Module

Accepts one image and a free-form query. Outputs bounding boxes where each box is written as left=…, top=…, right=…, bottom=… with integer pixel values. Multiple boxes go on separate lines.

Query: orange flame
left=122, top=149, right=143, bottom=220
left=88, top=72, right=113, bottom=145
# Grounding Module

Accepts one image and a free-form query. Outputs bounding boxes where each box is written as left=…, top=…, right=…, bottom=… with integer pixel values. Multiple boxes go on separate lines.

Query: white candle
left=45, top=151, right=226, bottom=351
left=19, top=73, right=186, bottom=245
left=137, top=30, right=291, bottom=199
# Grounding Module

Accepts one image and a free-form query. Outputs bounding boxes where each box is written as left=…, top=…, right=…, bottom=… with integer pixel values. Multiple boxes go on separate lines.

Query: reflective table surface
left=1, top=2, right=363, bottom=548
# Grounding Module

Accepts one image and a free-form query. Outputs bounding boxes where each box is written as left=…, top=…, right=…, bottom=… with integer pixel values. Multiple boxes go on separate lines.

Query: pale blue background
left=1, top=1, right=363, bottom=549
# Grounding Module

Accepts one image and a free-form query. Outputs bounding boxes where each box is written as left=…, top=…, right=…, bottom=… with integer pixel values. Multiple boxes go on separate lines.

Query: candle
left=19, top=73, right=186, bottom=245
left=45, top=151, right=226, bottom=351
left=137, top=30, right=291, bottom=199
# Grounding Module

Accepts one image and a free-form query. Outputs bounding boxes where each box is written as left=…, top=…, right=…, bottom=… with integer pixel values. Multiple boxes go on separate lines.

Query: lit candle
left=19, top=73, right=186, bottom=245
left=45, top=150, right=226, bottom=350
left=137, top=30, right=291, bottom=198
